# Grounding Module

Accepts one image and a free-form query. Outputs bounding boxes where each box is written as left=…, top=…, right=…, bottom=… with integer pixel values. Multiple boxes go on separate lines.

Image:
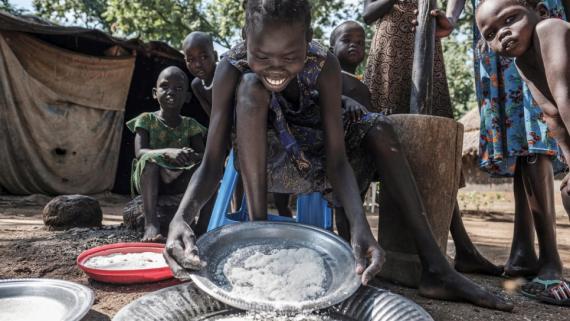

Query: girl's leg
left=364, top=118, right=512, bottom=311
left=140, top=162, right=164, bottom=242
left=274, top=193, right=293, bottom=217
left=520, top=155, right=563, bottom=286
left=235, top=74, right=270, bottom=220
left=505, top=157, right=539, bottom=277
left=334, top=208, right=351, bottom=242
left=451, top=201, right=503, bottom=276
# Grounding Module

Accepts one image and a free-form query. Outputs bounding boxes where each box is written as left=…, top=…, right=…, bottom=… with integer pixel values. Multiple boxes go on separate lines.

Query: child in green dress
left=127, top=66, right=207, bottom=242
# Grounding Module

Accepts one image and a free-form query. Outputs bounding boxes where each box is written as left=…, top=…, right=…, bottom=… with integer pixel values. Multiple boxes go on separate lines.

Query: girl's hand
left=351, top=226, right=385, bottom=285
left=412, top=9, right=456, bottom=38
left=163, top=217, right=204, bottom=279
left=342, top=96, right=369, bottom=124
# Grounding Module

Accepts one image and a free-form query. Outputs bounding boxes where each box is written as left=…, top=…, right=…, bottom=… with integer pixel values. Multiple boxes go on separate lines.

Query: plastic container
left=77, top=242, right=174, bottom=284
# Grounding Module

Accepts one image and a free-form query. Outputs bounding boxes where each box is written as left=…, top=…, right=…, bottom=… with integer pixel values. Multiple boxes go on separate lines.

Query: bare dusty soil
left=0, top=193, right=569, bottom=321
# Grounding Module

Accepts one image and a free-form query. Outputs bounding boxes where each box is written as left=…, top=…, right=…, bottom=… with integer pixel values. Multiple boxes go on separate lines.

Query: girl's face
left=246, top=20, right=308, bottom=92
left=476, top=1, right=544, bottom=57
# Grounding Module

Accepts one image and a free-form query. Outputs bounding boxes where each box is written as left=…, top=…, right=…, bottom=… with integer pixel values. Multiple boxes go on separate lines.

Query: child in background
left=127, top=66, right=208, bottom=242
left=182, top=32, right=218, bottom=118
left=165, top=0, right=511, bottom=311
left=182, top=31, right=293, bottom=217
left=476, top=0, right=570, bottom=305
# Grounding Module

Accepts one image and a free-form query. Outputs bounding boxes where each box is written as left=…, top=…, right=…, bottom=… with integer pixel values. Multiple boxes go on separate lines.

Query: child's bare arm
left=134, top=128, right=192, bottom=166
left=363, top=0, right=396, bottom=25
left=165, top=59, right=240, bottom=274
left=540, top=23, right=570, bottom=157
left=191, top=78, right=212, bottom=117
left=318, top=52, right=384, bottom=285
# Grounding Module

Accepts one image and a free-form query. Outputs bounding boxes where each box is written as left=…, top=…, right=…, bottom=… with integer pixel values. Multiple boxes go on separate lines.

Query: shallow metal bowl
left=0, top=278, right=94, bottom=321
left=190, top=221, right=361, bottom=312
left=112, top=282, right=433, bottom=321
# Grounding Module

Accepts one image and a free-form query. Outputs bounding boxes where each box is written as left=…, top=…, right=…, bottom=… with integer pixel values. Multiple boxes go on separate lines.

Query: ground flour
left=222, top=247, right=327, bottom=302
left=84, top=252, right=167, bottom=270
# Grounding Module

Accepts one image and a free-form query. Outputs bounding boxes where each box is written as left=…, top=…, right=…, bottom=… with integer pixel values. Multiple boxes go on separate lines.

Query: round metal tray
left=190, top=222, right=361, bottom=312
left=113, top=282, right=434, bottom=321
left=0, top=278, right=94, bottom=321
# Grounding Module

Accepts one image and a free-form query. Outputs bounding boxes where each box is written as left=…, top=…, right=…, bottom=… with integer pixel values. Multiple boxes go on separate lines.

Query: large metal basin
left=113, top=282, right=433, bottom=321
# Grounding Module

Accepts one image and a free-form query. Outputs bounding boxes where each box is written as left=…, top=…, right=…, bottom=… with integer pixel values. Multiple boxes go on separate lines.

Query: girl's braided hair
left=243, top=0, right=313, bottom=39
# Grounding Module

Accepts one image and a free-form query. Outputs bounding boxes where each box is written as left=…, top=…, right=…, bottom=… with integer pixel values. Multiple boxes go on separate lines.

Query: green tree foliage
left=1, top=0, right=26, bottom=14
left=31, top=0, right=477, bottom=117
left=32, top=0, right=355, bottom=49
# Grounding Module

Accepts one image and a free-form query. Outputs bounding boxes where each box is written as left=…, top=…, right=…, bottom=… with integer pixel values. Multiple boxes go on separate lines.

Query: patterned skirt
left=364, top=1, right=452, bottom=118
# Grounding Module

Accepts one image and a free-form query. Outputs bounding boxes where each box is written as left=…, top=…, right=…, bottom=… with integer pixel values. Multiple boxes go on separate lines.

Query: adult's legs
left=235, top=74, right=270, bottom=220
left=364, top=118, right=512, bottom=311
left=451, top=201, right=504, bottom=276
left=140, top=162, right=164, bottom=242
left=520, top=155, right=563, bottom=291
left=504, top=157, right=539, bottom=277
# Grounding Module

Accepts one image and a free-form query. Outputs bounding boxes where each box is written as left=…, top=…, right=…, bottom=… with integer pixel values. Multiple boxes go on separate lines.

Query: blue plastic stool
left=207, top=151, right=332, bottom=231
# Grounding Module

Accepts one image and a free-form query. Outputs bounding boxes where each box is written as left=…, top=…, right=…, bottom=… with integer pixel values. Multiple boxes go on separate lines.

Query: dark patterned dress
left=225, top=41, right=383, bottom=204
left=363, top=0, right=452, bottom=117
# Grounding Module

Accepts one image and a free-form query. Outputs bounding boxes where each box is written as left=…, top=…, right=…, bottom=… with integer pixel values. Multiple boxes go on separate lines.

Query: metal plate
left=190, top=222, right=361, bottom=312
left=0, top=278, right=94, bottom=321
left=112, top=282, right=433, bottom=321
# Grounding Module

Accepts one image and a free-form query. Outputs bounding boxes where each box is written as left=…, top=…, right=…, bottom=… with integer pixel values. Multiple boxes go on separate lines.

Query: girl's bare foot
left=419, top=269, right=514, bottom=312
left=504, top=250, right=539, bottom=277
left=455, top=251, right=504, bottom=276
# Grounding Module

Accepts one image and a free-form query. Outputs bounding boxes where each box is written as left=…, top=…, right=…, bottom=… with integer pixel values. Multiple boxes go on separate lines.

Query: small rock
left=43, top=195, right=102, bottom=231
left=107, top=234, right=115, bottom=239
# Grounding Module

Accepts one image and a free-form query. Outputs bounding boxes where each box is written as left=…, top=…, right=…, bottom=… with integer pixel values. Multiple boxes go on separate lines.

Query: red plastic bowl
left=77, top=242, right=174, bottom=284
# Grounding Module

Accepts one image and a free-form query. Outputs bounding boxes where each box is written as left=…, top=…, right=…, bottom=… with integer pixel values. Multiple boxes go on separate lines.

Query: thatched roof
left=459, top=108, right=480, bottom=158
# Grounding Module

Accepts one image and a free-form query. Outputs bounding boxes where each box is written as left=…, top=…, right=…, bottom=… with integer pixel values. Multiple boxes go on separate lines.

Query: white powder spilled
left=223, top=247, right=326, bottom=302
left=0, top=296, right=67, bottom=321
left=84, top=252, right=167, bottom=270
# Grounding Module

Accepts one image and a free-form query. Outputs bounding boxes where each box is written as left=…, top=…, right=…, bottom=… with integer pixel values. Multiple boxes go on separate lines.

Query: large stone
left=43, top=195, right=102, bottom=230
left=123, top=195, right=182, bottom=236
left=378, top=114, right=463, bottom=287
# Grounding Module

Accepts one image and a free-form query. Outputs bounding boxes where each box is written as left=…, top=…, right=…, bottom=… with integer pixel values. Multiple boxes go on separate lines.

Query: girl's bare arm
left=363, top=0, right=396, bottom=25
left=175, top=59, right=240, bottom=222
left=318, top=52, right=383, bottom=284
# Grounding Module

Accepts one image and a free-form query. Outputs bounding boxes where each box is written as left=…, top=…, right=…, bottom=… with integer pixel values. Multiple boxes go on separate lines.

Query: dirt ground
left=1, top=191, right=569, bottom=321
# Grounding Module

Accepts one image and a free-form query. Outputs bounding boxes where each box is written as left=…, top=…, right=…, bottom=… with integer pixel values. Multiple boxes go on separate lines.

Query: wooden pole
left=409, top=0, right=437, bottom=115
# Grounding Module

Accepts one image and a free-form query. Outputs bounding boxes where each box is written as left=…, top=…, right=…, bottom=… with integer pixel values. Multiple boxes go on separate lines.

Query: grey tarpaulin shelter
left=0, top=11, right=208, bottom=195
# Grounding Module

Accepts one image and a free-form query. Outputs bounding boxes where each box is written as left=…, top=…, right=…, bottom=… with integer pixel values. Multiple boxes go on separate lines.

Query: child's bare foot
left=455, top=251, right=504, bottom=276
left=419, top=269, right=514, bottom=311
left=504, top=251, right=539, bottom=277
left=142, top=225, right=165, bottom=242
